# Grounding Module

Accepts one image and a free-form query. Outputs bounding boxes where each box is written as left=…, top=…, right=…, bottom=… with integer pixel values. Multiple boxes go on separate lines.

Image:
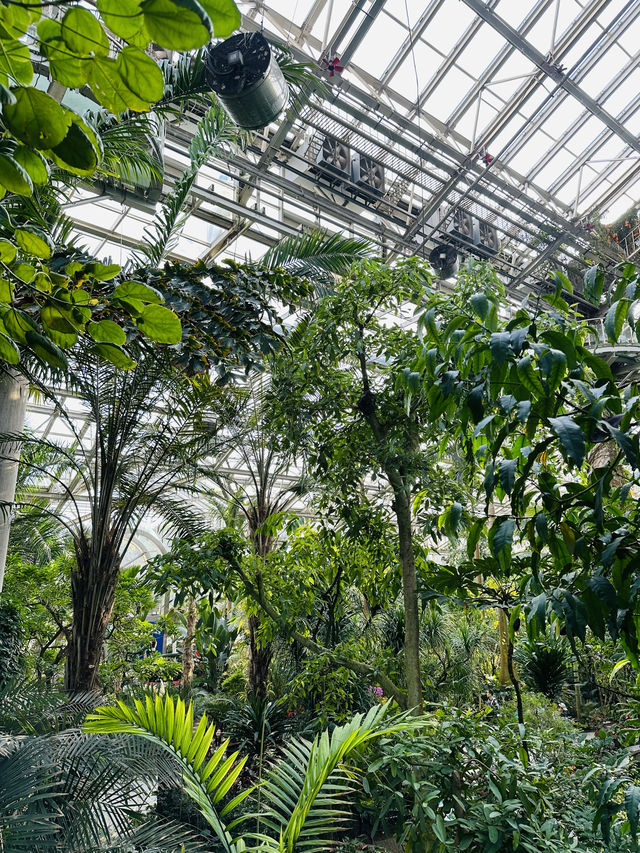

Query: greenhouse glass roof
left=27, top=0, right=640, bottom=560
left=60, top=0, right=640, bottom=301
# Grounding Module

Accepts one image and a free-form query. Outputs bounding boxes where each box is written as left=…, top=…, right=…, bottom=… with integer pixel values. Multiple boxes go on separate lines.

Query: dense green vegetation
left=1, top=2, right=640, bottom=851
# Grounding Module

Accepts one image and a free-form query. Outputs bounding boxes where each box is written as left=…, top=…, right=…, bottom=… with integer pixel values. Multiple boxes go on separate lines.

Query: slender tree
left=267, top=258, right=459, bottom=712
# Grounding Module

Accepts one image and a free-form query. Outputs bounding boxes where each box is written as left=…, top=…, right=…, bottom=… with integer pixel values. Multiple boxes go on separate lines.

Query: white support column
left=0, top=370, right=29, bottom=591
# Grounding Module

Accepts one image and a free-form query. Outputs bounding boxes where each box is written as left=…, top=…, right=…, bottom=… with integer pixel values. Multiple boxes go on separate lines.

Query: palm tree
left=204, top=408, right=310, bottom=699
left=5, top=349, right=243, bottom=692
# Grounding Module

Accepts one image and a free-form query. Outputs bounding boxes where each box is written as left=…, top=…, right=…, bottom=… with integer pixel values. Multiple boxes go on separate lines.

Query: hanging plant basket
left=206, top=32, right=289, bottom=130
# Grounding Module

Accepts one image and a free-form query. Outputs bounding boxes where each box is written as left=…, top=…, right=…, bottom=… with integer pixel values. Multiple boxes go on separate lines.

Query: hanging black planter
left=206, top=32, right=289, bottom=130
left=429, top=243, right=459, bottom=279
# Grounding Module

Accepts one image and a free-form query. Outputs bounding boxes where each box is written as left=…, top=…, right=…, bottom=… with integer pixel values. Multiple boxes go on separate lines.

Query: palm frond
left=135, top=103, right=243, bottom=267
left=247, top=702, right=411, bottom=852
left=88, top=111, right=164, bottom=188
left=85, top=694, right=250, bottom=853
left=260, top=230, right=373, bottom=287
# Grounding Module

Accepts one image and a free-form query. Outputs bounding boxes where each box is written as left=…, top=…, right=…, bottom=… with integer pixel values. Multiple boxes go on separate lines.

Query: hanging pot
left=206, top=32, right=289, bottom=130
left=429, top=243, right=459, bottom=279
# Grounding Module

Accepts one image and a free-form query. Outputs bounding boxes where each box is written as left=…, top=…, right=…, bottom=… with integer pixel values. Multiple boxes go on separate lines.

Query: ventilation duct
left=429, top=243, right=459, bottom=279
left=206, top=32, right=289, bottom=130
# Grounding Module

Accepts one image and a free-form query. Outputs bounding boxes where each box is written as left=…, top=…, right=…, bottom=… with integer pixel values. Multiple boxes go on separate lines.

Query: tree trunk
left=180, top=595, right=197, bottom=695
left=0, top=370, right=29, bottom=592
left=392, top=487, right=423, bottom=713
left=248, top=612, right=272, bottom=699
left=65, top=541, right=121, bottom=693
left=497, top=607, right=510, bottom=685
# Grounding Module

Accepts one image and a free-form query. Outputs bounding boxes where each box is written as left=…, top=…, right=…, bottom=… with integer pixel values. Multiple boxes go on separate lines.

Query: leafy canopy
left=0, top=0, right=240, bottom=196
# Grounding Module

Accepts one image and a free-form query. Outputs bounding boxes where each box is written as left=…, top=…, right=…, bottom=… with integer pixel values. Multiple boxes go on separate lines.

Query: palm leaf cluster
left=85, top=693, right=250, bottom=852
left=137, top=102, right=242, bottom=267
left=261, top=230, right=373, bottom=289
left=85, top=694, right=416, bottom=853
left=0, top=687, right=208, bottom=853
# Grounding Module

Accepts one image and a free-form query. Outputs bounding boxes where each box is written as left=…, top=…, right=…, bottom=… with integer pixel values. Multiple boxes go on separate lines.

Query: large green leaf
left=116, top=47, right=164, bottom=102
left=469, top=292, right=489, bottom=320
left=39, top=20, right=90, bottom=88
left=41, top=304, right=76, bottom=334
left=13, top=146, right=49, bottom=185
left=0, top=36, right=33, bottom=84
left=489, top=331, right=510, bottom=365
left=549, top=415, right=585, bottom=467
left=98, top=0, right=148, bottom=42
left=583, top=264, right=604, bottom=306
left=0, top=332, right=19, bottom=363
left=0, top=239, right=16, bottom=263
left=14, top=225, right=53, bottom=259
left=24, top=330, right=68, bottom=370
left=490, top=516, right=514, bottom=558
left=85, top=262, right=121, bottom=281
left=137, top=303, right=182, bottom=344
left=3, top=87, right=72, bottom=149
left=624, top=785, right=640, bottom=845
left=198, top=0, right=241, bottom=37
left=93, top=342, right=136, bottom=369
left=603, top=298, right=630, bottom=344
left=48, top=117, right=101, bottom=176
left=88, top=319, right=127, bottom=345
left=114, top=280, right=164, bottom=303
left=516, top=355, right=544, bottom=398
left=88, top=57, right=150, bottom=114
left=61, top=7, right=110, bottom=56
left=2, top=307, right=38, bottom=343
left=0, top=278, right=13, bottom=303
left=141, top=0, right=212, bottom=49
left=0, top=152, right=32, bottom=195
left=539, top=348, right=567, bottom=392
left=498, top=458, right=517, bottom=495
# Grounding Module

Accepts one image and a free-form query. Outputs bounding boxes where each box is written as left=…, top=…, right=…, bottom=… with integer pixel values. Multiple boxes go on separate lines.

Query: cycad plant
left=85, top=694, right=414, bottom=853
left=515, top=632, right=570, bottom=700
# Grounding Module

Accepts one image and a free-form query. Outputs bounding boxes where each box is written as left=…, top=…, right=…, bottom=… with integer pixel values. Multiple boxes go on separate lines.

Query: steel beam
left=459, top=0, right=640, bottom=155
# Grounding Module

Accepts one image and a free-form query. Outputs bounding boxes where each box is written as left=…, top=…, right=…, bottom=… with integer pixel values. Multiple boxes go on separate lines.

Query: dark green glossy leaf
left=583, top=264, right=604, bottom=306
left=24, top=329, right=68, bottom=369
left=549, top=415, right=585, bottom=467
left=604, top=298, right=630, bottom=344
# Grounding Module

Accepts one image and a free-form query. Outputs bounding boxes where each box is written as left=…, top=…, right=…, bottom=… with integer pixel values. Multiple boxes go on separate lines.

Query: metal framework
left=26, top=0, right=640, bottom=560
